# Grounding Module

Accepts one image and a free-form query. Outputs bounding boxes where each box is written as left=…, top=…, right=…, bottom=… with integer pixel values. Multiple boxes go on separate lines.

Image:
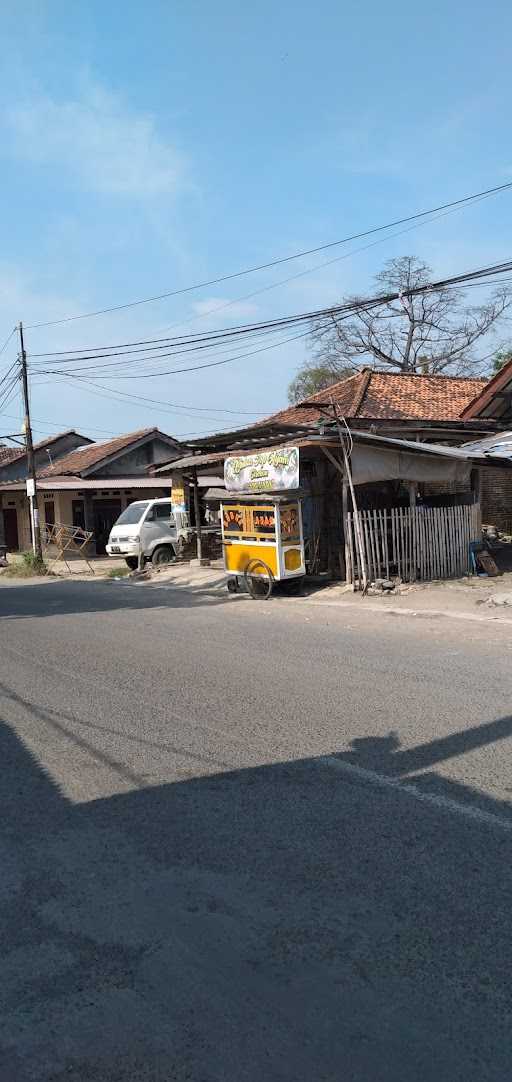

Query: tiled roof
left=0, top=445, right=23, bottom=465
left=265, top=368, right=487, bottom=426
left=460, top=357, right=512, bottom=419
left=39, top=427, right=162, bottom=477
left=0, top=430, right=90, bottom=467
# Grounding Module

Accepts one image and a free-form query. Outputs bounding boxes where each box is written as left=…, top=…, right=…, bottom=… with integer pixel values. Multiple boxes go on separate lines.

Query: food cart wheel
left=244, top=558, right=274, bottom=600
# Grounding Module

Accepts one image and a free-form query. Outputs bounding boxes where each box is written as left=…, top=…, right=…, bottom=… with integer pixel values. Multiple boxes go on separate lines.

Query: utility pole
left=19, top=322, right=42, bottom=560
left=330, top=399, right=368, bottom=592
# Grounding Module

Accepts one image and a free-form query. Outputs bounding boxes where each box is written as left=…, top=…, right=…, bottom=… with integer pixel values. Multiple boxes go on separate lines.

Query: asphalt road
left=2, top=578, right=512, bottom=1081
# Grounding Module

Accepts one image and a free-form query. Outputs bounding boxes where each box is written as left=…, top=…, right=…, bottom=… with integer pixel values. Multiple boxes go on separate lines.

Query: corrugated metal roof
left=0, top=475, right=221, bottom=493
left=161, top=430, right=492, bottom=474
left=461, top=431, right=512, bottom=457
left=0, top=477, right=171, bottom=492
left=155, top=450, right=232, bottom=472
left=348, top=430, right=475, bottom=459
left=185, top=421, right=309, bottom=450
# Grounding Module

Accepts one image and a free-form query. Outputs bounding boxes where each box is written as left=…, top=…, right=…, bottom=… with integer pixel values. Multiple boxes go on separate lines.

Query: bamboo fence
left=346, top=502, right=481, bottom=588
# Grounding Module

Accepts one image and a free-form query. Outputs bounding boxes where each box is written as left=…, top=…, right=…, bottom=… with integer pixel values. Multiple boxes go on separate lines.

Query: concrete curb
left=130, top=569, right=512, bottom=625
left=6, top=562, right=510, bottom=625
left=298, top=596, right=512, bottom=625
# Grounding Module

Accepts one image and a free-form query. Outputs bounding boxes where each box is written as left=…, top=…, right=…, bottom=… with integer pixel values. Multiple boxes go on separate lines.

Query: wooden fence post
left=342, top=478, right=352, bottom=587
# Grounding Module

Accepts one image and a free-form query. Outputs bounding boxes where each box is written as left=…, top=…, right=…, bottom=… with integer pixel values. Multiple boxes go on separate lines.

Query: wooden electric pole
left=19, top=322, right=42, bottom=560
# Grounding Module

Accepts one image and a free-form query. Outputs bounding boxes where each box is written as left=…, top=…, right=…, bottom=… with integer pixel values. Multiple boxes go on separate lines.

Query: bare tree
left=309, top=256, right=511, bottom=377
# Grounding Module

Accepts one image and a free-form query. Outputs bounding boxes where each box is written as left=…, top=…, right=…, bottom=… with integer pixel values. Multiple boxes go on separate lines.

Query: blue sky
left=0, top=1, right=511, bottom=442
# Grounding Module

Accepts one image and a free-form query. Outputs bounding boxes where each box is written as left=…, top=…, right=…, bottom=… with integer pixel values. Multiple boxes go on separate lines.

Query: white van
left=106, top=498, right=179, bottom=570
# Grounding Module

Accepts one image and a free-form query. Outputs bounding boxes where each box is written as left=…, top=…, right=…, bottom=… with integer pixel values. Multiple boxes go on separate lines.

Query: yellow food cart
left=221, top=492, right=305, bottom=598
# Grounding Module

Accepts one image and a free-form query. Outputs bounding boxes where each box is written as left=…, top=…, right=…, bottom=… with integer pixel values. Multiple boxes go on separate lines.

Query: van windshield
left=115, top=502, right=150, bottom=526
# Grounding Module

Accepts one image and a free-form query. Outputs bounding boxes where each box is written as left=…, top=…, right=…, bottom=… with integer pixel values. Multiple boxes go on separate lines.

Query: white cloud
left=5, top=82, right=186, bottom=198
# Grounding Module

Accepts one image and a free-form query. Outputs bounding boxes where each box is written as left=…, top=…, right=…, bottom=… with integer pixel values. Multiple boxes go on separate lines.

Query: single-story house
left=0, top=430, right=94, bottom=550
left=0, top=429, right=95, bottom=483
left=0, top=427, right=184, bottom=554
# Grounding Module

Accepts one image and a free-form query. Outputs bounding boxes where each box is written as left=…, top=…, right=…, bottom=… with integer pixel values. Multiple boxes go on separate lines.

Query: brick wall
left=421, top=479, right=471, bottom=497
left=481, top=467, right=512, bottom=533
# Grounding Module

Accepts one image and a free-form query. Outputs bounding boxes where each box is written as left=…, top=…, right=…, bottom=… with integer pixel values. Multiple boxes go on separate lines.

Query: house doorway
left=72, top=500, right=85, bottom=530
left=44, top=501, right=55, bottom=529
left=93, top=499, right=121, bottom=554
left=4, top=508, right=19, bottom=550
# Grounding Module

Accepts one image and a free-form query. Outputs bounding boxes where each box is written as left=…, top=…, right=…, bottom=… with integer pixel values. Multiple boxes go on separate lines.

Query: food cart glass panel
left=279, top=502, right=300, bottom=544
left=248, top=505, right=276, bottom=538
left=222, top=505, right=247, bottom=535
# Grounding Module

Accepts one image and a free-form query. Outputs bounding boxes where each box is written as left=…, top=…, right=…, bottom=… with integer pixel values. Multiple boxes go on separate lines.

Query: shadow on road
left=334, top=716, right=512, bottom=822
left=2, top=706, right=512, bottom=1080
left=0, top=577, right=239, bottom=620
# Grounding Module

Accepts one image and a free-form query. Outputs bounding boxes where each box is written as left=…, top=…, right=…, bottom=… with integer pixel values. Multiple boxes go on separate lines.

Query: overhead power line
left=31, top=258, right=512, bottom=364
left=0, top=359, right=22, bottom=386
left=48, top=377, right=266, bottom=439
left=18, top=255, right=512, bottom=443
left=32, top=260, right=512, bottom=382
left=0, top=410, right=132, bottom=437
left=25, top=181, right=512, bottom=329
left=29, top=197, right=477, bottom=365
left=0, top=327, right=16, bottom=359
left=31, top=371, right=268, bottom=418
left=0, top=373, right=22, bottom=418
left=29, top=323, right=289, bottom=363
left=150, top=186, right=503, bottom=339
left=34, top=324, right=327, bottom=382
left=54, top=375, right=266, bottom=428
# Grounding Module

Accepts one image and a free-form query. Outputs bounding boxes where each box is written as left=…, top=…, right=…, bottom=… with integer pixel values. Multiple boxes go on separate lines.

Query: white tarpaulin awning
left=349, top=443, right=472, bottom=486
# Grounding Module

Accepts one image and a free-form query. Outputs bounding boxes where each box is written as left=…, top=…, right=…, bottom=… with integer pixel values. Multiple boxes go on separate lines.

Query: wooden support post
left=471, top=468, right=482, bottom=537
left=342, top=477, right=351, bottom=586
left=0, top=491, right=6, bottom=566
left=192, top=468, right=203, bottom=563
left=83, top=494, right=95, bottom=554
left=408, top=481, right=417, bottom=581
left=321, top=442, right=367, bottom=590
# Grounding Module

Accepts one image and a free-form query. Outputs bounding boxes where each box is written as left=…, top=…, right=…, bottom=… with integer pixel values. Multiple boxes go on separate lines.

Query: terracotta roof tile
left=1, top=429, right=90, bottom=467
left=0, top=445, right=22, bottom=465
left=265, top=368, right=486, bottom=426
left=261, top=372, right=365, bottom=427
left=38, top=427, right=160, bottom=477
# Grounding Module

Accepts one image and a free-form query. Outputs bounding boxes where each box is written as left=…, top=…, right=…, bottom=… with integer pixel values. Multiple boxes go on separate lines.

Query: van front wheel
left=152, top=546, right=176, bottom=567
left=125, top=556, right=139, bottom=571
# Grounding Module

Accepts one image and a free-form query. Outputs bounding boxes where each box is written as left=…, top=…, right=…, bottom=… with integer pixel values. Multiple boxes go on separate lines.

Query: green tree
left=492, top=348, right=512, bottom=374
left=287, top=362, right=354, bottom=404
